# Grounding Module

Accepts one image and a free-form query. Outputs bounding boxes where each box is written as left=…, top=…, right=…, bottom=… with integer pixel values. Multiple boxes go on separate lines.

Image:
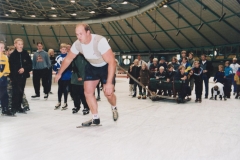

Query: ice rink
left=1, top=77, right=240, bottom=160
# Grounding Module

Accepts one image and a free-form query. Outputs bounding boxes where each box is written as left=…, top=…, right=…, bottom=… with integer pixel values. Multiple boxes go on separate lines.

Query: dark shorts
left=84, top=63, right=115, bottom=84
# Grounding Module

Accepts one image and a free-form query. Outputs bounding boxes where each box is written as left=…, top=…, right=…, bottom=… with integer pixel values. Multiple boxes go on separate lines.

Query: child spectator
left=224, top=61, right=233, bottom=98
left=179, top=50, right=187, bottom=64
left=7, top=46, right=30, bottom=111
left=213, top=65, right=225, bottom=84
left=192, top=61, right=203, bottom=103
left=169, top=56, right=180, bottom=71
left=128, top=63, right=134, bottom=96
left=131, top=59, right=141, bottom=97
left=9, top=38, right=32, bottom=114
left=181, top=57, right=191, bottom=72
left=139, top=63, right=150, bottom=99
left=0, top=41, right=13, bottom=116
left=71, top=54, right=89, bottom=114
left=166, top=64, right=176, bottom=96
left=234, top=67, right=240, bottom=99
left=188, top=52, right=195, bottom=66
left=53, top=43, right=72, bottom=110
left=155, top=66, right=167, bottom=95
left=209, top=83, right=226, bottom=100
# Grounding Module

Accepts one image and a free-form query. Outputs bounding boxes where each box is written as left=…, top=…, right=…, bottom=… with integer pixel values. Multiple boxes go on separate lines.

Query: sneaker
left=112, top=108, right=118, bottom=121
left=82, top=108, right=90, bottom=115
left=62, top=103, right=68, bottom=110
left=72, top=107, right=79, bottom=114
left=23, top=106, right=30, bottom=111
left=44, top=94, right=48, bottom=100
left=54, top=102, right=61, bottom=110
left=31, top=95, right=40, bottom=99
left=82, top=118, right=100, bottom=126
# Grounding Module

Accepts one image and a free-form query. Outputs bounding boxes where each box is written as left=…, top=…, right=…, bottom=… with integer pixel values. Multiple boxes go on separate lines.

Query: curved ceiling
left=0, top=0, right=240, bottom=53
left=0, top=0, right=157, bottom=21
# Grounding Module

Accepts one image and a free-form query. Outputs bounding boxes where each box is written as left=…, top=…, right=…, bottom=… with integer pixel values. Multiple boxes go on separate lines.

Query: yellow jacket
left=0, top=52, right=10, bottom=78
left=234, top=73, right=240, bottom=85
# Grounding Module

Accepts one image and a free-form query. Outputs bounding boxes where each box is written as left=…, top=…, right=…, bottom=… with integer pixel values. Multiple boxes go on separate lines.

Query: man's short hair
left=167, top=64, right=173, bottom=69
left=36, top=42, right=43, bottom=45
left=159, top=66, right=164, bottom=70
left=76, top=23, right=91, bottom=32
left=153, top=58, right=158, bottom=62
left=181, top=50, right=186, bottom=54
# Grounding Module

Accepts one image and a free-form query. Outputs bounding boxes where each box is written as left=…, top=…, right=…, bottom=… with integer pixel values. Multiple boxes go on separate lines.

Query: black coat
left=199, top=60, right=213, bottom=78
left=9, top=49, right=32, bottom=81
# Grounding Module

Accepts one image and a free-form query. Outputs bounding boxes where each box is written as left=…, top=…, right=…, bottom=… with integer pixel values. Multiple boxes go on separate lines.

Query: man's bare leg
left=84, top=80, right=99, bottom=114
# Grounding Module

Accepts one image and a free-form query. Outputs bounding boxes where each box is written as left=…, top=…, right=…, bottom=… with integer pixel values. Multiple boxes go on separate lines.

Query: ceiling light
left=51, top=7, right=55, bottom=10
left=70, top=0, right=75, bottom=3
left=9, top=10, right=16, bottom=12
left=31, top=15, right=36, bottom=17
left=52, top=14, right=57, bottom=17
left=89, top=11, right=95, bottom=14
left=122, top=1, right=128, bottom=4
left=71, top=13, right=77, bottom=16
left=106, top=7, right=112, bottom=9
left=5, top=14, right=9, bottom=17
left=163, top=5, right=167, bottom=8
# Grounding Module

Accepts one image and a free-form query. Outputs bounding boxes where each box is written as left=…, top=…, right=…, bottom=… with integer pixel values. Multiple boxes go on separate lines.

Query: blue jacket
left=53, top=54, right=72, bottom=80
left=224, top=66, right=233, bottom=78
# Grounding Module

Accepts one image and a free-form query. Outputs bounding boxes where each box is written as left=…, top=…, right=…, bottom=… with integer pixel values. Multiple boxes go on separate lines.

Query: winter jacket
left=140, top=69, right=150, bottom=86
left=0, top=53, right=10, bottom=87
left=214, top=71, right=225, bottom=84
left=199, top=60, right=213, bottom=78
left=131, top=65, right=141, bottom=79
left=224, top=66, right=233, bottom=78
left=155, top=71, right=167, bottom=79
left=9, top=49, right=32, bottom=81
left=32, top=50, right=51, bottom=69
left=53, top=53, right=72, bottom=80
left=149, top=64, right=158, bottom=78
left=192, top=67, right=203, bottom=82
left=166, top=71, right=176, bottom=81
left=158, top=62, right=167, bottom=70
left=71, top=54, right=87, bottom=85
left=234, top=69, right=240, bottom=85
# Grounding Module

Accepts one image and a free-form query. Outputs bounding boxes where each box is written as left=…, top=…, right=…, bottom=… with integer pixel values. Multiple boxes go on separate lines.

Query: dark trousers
left=133, top=81, right=142, bottom=96
left=202, top=74, right=209, bottom=97
left=58, top=80, right=70, bottom=103
left=12, top=77, right=26, bottom=112
left=0, top=85, right=8, bottom=112
left=195, top=79, right=203, bottom=99
left=33, top=68, right=49, bottom=95
left=224, top=78, right=232, bottom=98
left=71, top=84, right=89, bottom=110
left=48, top=67, right=52, bottom=93
left=236, top=85, right=240, bottom=97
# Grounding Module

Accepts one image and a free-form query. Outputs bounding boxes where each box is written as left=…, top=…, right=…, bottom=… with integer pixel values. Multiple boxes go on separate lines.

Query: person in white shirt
left=209, top=82, right=227, bottom=100
left=230, top=57, right=239, bottom=95
left=55, top=23, right=118, bottom=127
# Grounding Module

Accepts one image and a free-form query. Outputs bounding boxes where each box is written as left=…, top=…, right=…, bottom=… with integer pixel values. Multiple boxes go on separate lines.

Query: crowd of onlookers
left=127, top=52, right=240, bottom=103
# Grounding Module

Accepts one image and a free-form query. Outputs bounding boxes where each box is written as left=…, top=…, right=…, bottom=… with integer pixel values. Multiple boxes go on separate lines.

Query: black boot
left=72, top=107, right=79, bottom=114
left=17, top=108, right=27, bottom=114
left=82, top=108, right=90, bottom=115
left=2, top=110, right=15, bottom=116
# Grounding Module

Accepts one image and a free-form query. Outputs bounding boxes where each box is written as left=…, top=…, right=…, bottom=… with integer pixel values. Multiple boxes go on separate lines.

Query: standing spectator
left=169, top=56, right=180, bottom=71
left=234, top=67, right=240, bottom=99
left=7, top=46, right=30, bottom=111
left=213, top=65, right=225, bottom=84
left=188, top=52, right=195, bottom=66
left=166, top=64, right=176, bottom=96
left=179, top=50, right=187, bottom=64
left=230, top=58, right=239, bottom=95
left=137, top=54, right=147, bottom=66
left=48, top=49, right=55, bottom=94
left=32, top=42, right=51, bottom=100
left=9, top=38, right=32, bottom=114
left=71, top=54, right=89, bottom=114
left=128, top=64, right=134, bottom=96
left=0, top=41, right=13, bottom=116
left=180, top=57, right=191, bottom=72
left=139, top=63, right=150, bottom=99
left=149, top=58, right=159, bottom=78
left=200, top=54, right=213, bottom=99
left=147, top=55, right=154, bottom=69
left=53, top=43, right=72, bottom=110
left=131, top=59, right=141, bottom=97
left=192, top=61, right=203, bottom=103
left=158, top=57, right=167, bottom=70
left=224, top=61, right=233, bottom=98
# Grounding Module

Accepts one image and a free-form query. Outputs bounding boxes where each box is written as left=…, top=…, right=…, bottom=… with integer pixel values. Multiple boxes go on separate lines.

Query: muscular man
left=55, top=23, right=118, bottom=126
